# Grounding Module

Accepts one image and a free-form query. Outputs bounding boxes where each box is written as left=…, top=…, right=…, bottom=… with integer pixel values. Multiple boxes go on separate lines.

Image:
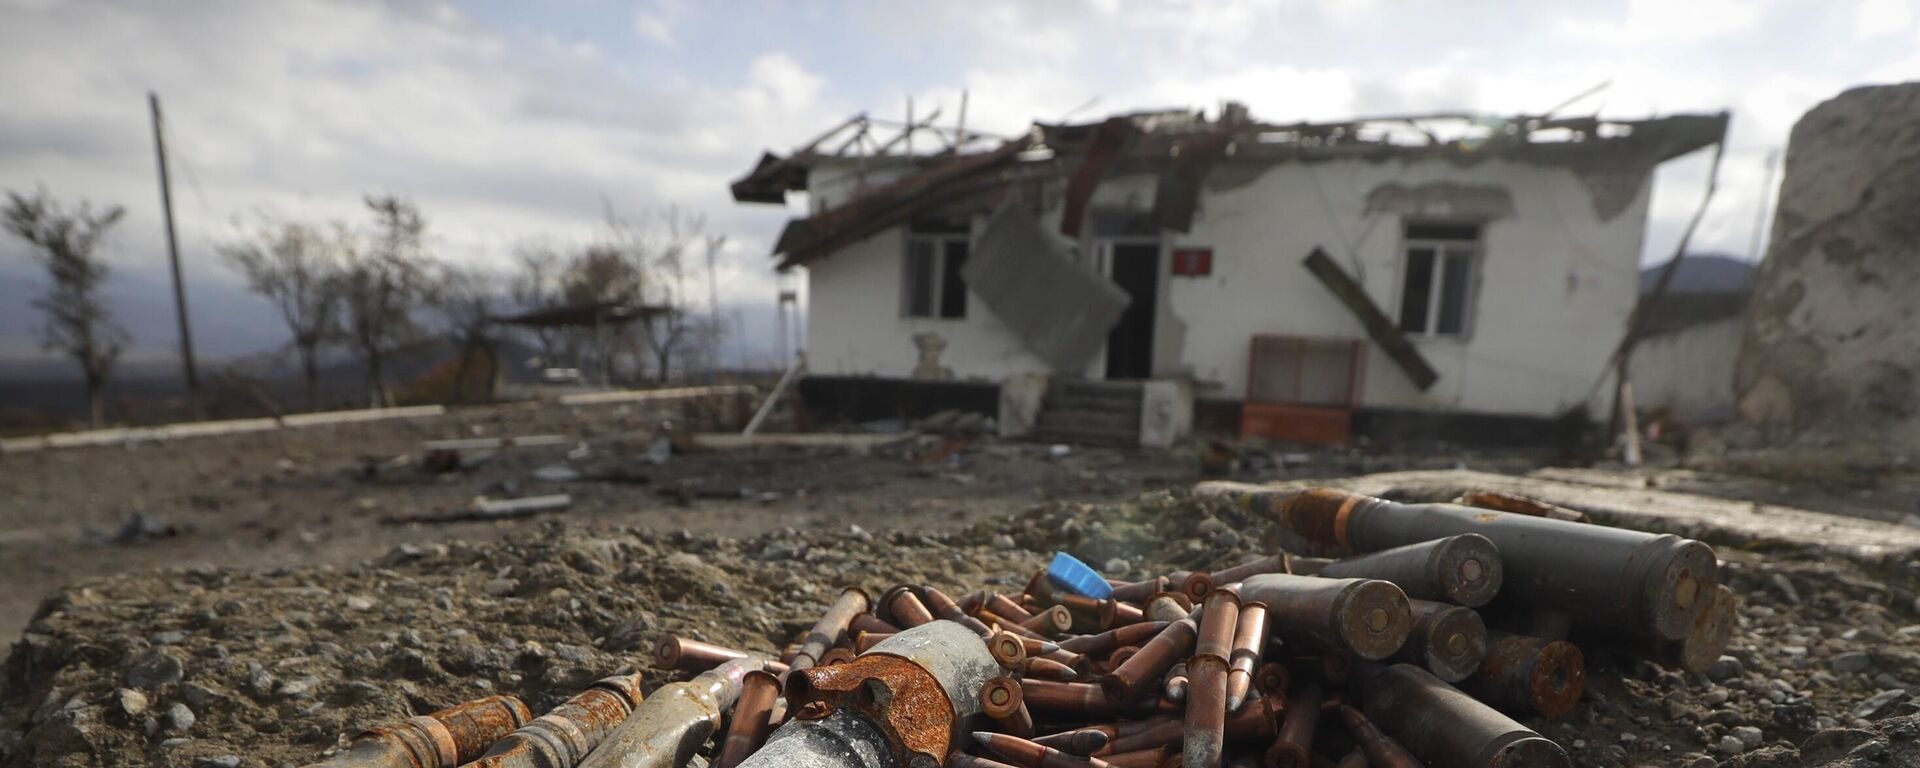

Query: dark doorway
left=1105, top=243, right=1159, bottom=379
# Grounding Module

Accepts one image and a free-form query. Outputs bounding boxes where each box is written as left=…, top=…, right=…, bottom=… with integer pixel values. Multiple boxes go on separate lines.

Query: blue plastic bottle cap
left=1046, top=551, right=1114, bottom=599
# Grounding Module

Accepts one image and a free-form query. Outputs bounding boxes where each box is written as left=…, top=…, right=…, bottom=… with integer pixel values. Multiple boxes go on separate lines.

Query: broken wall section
left=1737, top=82, right=1920, bottom=446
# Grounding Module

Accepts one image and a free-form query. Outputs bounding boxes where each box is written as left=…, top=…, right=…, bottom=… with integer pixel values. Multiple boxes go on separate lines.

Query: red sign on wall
left=1172, top=247, right=1213, bottom=276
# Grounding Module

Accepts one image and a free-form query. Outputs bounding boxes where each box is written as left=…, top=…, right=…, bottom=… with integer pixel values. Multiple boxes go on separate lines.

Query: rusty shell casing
left=789, top=587, right=873, bottom=671
left=1103, top=749, right=1170, bottom=768
left=1661, top=583, right=1737, bottom=674
left=881, top=585, right=938, bottom=627
left=653, top=635, right=755, bottom=673
left=1103, top=646, right=1140, bottom=674
left=1254, top=663, right=1290, bottom=696
left=1226, top=603, right=1269, bottom=712
left=1458, top=633, right=1585, bottom=719
left=1276, top=488, right=1717, bottom=641
left=989, top=631, right=1031, bottom=670
left=951, top=753, right=1029, bottom=768
left=819, top=647, right=857, bottom=666
left=1023, top=569, right=1055, bottom=603
left=1033, top=727, right=1114, bottom=756
left=1361, top=663, right=1570, bottom=768
left=1223, top=692, right=1285, bottom=742
left=302, top=695, right=533, bottom=768
left=1194, top=589, right=1243, bottom=662
left=1021, top=680, right=1127, bottom=719
left=988, top=593, right=1039, bottom=623
left=469, top=674, right=644, bottom=768
left=711, top=670, right=781, bottom=768
left=1209, top=554, right=1291, bottom=586
left=855, top=631, right=890, bottom=654
left=1022, top=656, right=1081, bottom=682
left=1265, top=681, right=1322, bottom=768
left=849, top=612, right=901, bottom=636
left=1168, top=571, right=1215, bottom=603
left=773, top=620, right=1000, bottom=768
left=924, top=584, right=997, bottom=637
left=1145, top=594, right=1193, bottom=623
left=1060, top=621, right=1172, bottom=656
left=981, top=676, right=1036, bottom=738
left=1238, top=574, right=1411, bottom=660
left=1391, top=599, right=1490, bottom=683
left=980, top=609, right=1053, bottom=642
left=1165, top=662, right=1190, bottom=701
left=975, top=731, right=1116, bottom=768
left=960, top=590, right=989, bottom=615
left=1310, top=533, right=1503, bottom=608
left=1101, top=617, right=1199, bottom=702
left=1184, top=654, right=1233, bottom=768
left=1110, top=600, right=1146, bottom=627
left=1022, top=605, right=1077, bottom=637
left=1334, top=705, right=1420, bottom=768
left=1056, top=594, right=1119, bottom=633
left=1455, top=491, right=1588, bottom=523
left=1107, top=717, right=1183, bottom=754
left=577, top=658, right=755, bottom=768
left=1187, top=591, right=1243, bottom=766
left=1109, top=576, right=1170, bottom=604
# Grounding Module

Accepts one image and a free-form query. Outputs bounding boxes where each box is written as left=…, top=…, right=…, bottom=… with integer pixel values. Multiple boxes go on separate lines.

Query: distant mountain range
left=1638, top=253, right=1756, bottom=295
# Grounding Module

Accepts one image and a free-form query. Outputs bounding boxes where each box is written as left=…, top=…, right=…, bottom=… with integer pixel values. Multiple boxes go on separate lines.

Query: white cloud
left=1561, top=0, right=1762, bottom=44
left=1856, top=0, right=1915, bottom=39
left=633, top=10, right=674, bottom=46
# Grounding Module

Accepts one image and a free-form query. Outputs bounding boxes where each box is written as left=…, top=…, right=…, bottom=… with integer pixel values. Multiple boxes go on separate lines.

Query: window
left=1397, top=222, right=1479, bottom=338
left=902, top=225, right=969, bottom=319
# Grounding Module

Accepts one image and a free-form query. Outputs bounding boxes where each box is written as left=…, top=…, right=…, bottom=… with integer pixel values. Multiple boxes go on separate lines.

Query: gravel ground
left=4, top=482, right=1920, bottom=767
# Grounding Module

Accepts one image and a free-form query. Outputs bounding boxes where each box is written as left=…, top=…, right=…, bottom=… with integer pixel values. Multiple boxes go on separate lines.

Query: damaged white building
left=732, top=105, right=1728, bottom=447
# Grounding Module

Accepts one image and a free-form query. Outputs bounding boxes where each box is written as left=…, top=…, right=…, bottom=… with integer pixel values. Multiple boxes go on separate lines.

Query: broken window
left=1397, top=222, right=1479, bottom=338
left=903, top=224, right=970, bottom=319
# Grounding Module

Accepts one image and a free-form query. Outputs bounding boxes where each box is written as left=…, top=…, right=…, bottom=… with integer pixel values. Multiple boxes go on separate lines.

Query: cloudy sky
left=1, top=0, right=1916, bottom=365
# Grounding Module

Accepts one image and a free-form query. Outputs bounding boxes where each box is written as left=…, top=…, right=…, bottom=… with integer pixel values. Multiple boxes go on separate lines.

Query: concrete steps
left=1032, top=379, right=1143, bottom=446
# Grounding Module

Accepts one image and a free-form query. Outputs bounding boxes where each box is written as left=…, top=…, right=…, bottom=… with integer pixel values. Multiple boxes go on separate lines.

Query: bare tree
left=560, top=242, right=646, bottom=384
left=509, top=243, right=568, bottom=367
left=218, top=219, right=342, bottom=410
left=432, top=264, right=501, bottom=404
left=339, top=195, right=434, bottom=407
left=609, top=204, right=707, bottom=383
left=3, top=188, right=127, bottom=426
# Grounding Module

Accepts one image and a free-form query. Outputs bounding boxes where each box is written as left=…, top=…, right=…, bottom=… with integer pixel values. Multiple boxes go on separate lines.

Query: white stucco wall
left=804, top=226, right=1054, bottom=381
left=802, top=154, right=1658, bottom=419
left=1629, top=318, right=1743, bottom=423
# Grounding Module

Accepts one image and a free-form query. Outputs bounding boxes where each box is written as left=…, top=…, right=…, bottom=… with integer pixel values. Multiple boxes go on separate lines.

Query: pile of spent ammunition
left=302, top=487, right=1732, bottom=768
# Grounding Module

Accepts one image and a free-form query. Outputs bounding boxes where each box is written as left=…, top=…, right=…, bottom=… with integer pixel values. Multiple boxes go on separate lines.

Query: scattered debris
left=386, top=494, right=575, bottom=525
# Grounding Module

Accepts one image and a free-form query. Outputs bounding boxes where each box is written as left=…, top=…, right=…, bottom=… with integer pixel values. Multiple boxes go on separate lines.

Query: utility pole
left=704, top=234, right=726, bottom=378
left=1746, top=148, right=1782, bottom=262
left=149, top=92, right=201, bottom=419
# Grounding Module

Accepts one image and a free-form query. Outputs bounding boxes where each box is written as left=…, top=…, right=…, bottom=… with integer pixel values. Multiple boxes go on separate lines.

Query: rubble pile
left=3, top=484, right=1920, bottom=767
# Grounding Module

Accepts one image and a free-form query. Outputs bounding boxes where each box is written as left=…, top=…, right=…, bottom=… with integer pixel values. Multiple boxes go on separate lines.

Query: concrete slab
left=1202, top=468, right=1920, bottom=565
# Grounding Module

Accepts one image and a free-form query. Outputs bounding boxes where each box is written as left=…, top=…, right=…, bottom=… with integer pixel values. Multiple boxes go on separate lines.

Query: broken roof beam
left=1302, top=247, right=1439, bottom=391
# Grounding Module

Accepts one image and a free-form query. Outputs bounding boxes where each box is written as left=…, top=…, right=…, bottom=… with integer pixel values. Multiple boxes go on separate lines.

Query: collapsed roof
left=732, top=103, right=1730, bottom=270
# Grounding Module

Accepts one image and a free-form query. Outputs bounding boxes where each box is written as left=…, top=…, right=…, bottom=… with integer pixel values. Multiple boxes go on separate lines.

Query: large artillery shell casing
left=1237, top=574, right=1411, bottom=660
left=1361, top=663, right=1571, bottom=768
left=1311, top=534, right=1503, bottom=607
left=1459, top=633, right=1586, bottom=719
left=1277, top=489, right=1717, bottom=641
left=1392, top=599, right=1490, bottom=683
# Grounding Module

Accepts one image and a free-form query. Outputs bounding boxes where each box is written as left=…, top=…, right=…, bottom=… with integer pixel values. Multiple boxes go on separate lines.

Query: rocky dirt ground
left=3, top=472, right=1920, bottom=767
left=6, top=397, right=1920, bottom=767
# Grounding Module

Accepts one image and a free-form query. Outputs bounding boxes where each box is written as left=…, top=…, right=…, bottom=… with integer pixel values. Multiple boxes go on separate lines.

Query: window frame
left=1397, top=224, right=1482, bottom=340
left=901, top=230, right=971, bottom=320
